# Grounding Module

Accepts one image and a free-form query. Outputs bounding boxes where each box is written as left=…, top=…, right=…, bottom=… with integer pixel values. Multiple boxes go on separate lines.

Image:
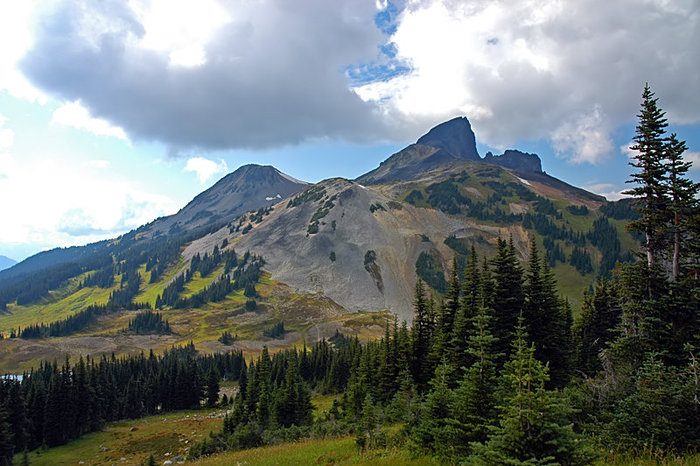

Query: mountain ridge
left=0, top=255, right=16, bottom=272
left=357, top=116, right=544, bottom=185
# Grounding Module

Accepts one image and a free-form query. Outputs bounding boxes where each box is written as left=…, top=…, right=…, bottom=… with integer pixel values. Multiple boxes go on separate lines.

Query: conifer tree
left=356, top=394, right=381, bottom=451
left=449, top=304, right=499, bottom=456
left=664, top=133, right=700, bottom=281
left=411, top=363, right=457, bottom=461
left=411, top=279, right=433, bottom=392
left=625, top=83, right=670, bottom=269
left=491, top=237, right=524, bottom=363
left=5, top=382, right=27, bottom=453
left=450, top=248, right=480, bottom=376
left=469, top=318, right=595, bottom=465
left=573, top=278, right=621, bottom=376
left=206, top=367, right=220, bottom=407
left=0, top=406, right=13, bottom=466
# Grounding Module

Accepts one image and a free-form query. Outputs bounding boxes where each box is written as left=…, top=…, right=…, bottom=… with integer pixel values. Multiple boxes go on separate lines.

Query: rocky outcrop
left=415, top=116, right=480, bottom=161
left=357, top=116, right=480, bottom=185
left=483, top=150, right=542, bottom=173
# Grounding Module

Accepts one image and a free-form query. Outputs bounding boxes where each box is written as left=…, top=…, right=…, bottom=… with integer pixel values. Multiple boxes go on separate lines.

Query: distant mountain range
left=0, top=255, right=16, bottom=272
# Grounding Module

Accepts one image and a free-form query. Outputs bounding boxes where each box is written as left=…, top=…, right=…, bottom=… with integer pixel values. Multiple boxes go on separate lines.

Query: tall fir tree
left=573, top=278, right=622, bottom=377
left=491, top=237, right=524, bottom=364
left=469, top=318, right=595, bottom=465
left=449, top=303, right=499, bottom=457
left=625, top=83, right=670, bottom=270
left=664, top=133, right=700, bottom=281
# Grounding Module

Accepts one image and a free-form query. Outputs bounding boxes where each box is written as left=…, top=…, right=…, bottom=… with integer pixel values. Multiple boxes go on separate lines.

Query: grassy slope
left=0, top=273, right=117, bottom=333
left=16, top=392, right=437, bottom=466
left=15, top=398, right=699, bottom=466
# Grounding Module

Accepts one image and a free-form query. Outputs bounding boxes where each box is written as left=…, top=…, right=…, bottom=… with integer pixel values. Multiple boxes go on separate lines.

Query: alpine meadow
left=1, top=2, right=699, bottom=464
left=0, top=84, right=698, bottom=465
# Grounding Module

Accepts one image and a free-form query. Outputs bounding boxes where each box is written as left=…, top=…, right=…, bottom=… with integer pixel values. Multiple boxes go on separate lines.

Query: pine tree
left=0, top=406, right=14, bottom=466
left=469, top=318, right=596, bottom=465
left=5, top=381, right=28, bottom=454
left=450, top=247, right=480, bottom=377
left=206, top=367, right=220, bottom=408
left=356, top=394, right=381, bottom=451
left=411, top=363, right=456, bottom=461
left=449, top=304, right=499, bottom=457
left=491, top=237, right=524, bottom=363
left=625, top=83, right=670, bottom=269
left=573, top=278, right=621, bottom=376
left=411, top=279, right=433, bottom=392
left=664, top=133, right=700, bottom=281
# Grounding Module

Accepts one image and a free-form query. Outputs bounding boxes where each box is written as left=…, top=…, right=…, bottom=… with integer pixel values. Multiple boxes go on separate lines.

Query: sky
left=0, top=0, right=698, bottom=262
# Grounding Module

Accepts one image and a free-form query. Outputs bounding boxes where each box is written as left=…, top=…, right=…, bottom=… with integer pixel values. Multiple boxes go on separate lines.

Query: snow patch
left=265, top=194, right=283, bottom=201
left=517, top=177, right=531, bottom=186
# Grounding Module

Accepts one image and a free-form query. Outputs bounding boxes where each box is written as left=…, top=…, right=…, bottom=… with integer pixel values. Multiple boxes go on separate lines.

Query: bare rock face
left=415, top=116, right=480, bottom=161
left=149, top=164, right=308, bottom=236
left=185, top=175, right=502, bottom=323
left=483, top=150, right=542, bottom=173
left=357, top=116, right=480, bottom=185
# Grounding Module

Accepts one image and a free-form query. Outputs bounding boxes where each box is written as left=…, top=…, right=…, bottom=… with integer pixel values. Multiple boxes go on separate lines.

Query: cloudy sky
left=1, top=0, right=698, bottom=262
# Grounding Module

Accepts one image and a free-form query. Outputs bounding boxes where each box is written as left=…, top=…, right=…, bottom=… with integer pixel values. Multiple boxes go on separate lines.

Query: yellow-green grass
left=551, top=263, right=588, bottom=312
left=182, top=265, right=226, bottom=298
left=595, top=452, right=700, bottom=465
left=134, top=258, right=187, bottom=307
left=312, top=393, right=339, bottom=422
left=192, top=436, right=437, bottom=466
left=0, top=275, right=116, bottom=333
left=15, top=408, right=224, bottom=466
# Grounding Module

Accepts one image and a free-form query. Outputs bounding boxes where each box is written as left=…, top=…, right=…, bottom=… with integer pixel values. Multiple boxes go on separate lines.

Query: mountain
left=0, top=116, right=639, bottom=372
left=0, top=255, right=16, bottom=272
left=484, top=149, right=542, bottom=173
left=147, top=164, right=308, bottom=236
left=356, top=116, right=546, bottom=185
left=356, top=117, right=480, bottom=185
left=0, top=164, right=307, bottom=283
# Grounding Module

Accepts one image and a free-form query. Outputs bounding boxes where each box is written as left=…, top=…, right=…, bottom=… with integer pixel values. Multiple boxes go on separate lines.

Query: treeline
left=0, top=344, right=245, bottom=460
left=191, top=240, right=591, bottom=462
left=0, top=220, right=229, bottom=309
left=197, top=213, right=697, bottom=464
left=155, top=246, right=255, bottom=309
left=167, top=251, right=263, bottom=309
left=127, top=310, right=171, bottom=334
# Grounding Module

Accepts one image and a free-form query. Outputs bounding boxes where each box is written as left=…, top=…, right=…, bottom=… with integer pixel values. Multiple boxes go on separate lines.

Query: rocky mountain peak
left=483, top=149, right=542, bottom=173
left=415, top=116, right=480, bottom=161
left=148, top=164, right=308, bottom=236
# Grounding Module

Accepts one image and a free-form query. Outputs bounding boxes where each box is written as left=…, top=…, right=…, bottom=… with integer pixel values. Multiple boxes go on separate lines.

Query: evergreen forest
left=0, top=85, right=698, bottom=465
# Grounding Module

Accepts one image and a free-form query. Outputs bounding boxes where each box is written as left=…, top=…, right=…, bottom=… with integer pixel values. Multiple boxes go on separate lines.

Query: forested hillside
left=0, top=86, right=698, bottom=464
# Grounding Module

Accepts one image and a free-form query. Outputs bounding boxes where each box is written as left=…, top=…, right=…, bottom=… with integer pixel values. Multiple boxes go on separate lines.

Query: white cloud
left=184, top=157, right=228, bottom=184
left=6, top=0, right=699, bottom=162
left=19, top=0, right=386, bottom=150
left=583, top=183, right=630, bottom=201
left=0, top=152, right=178, bottom=247
left=355, top=0, right=700, bottom=162
left=51, top=101, right=128, bottom=140
left=130, top=0, right=230, bottom=67
left=0, top=114, right=14, bottom=151
left=0, top=1, right=46, bottom=102
left=550, top=106, right=614, bottom=164
left=685, top=151, right=700, bottom=171
left=88, top=159, right=111, bottom=168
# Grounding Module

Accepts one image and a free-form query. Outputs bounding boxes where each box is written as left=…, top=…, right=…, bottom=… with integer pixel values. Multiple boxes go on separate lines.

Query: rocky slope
left=148, top=164, right=308, bottom=236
